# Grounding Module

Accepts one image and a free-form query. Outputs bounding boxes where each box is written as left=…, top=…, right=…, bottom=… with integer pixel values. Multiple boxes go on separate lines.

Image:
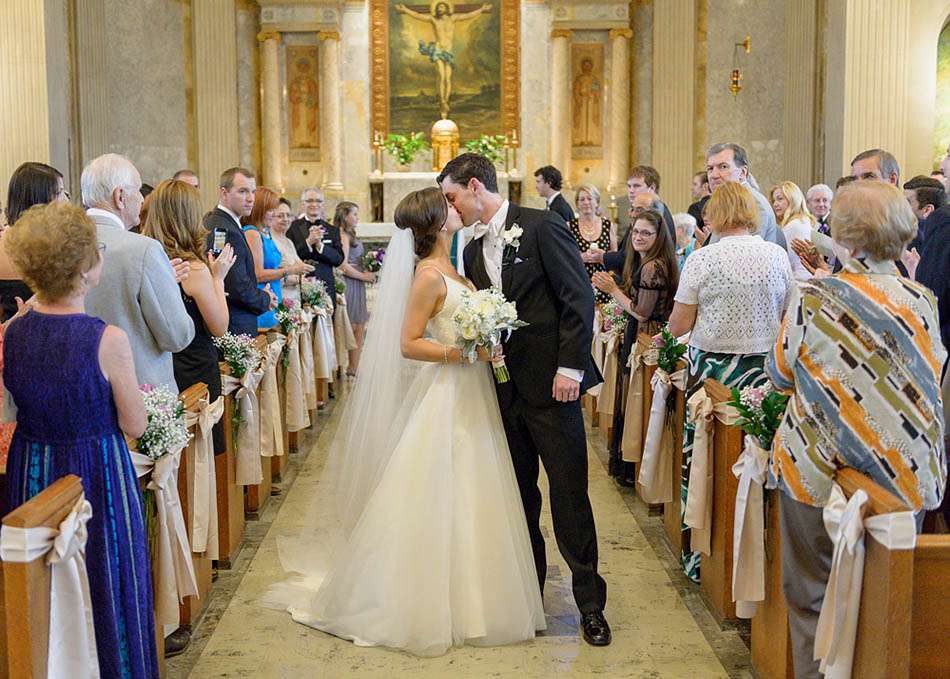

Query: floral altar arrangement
left=383, top=132, right=428, bottom=167
left=360, top=246, right=385, bottom=273
left=451, top=287, right=527, bottom=383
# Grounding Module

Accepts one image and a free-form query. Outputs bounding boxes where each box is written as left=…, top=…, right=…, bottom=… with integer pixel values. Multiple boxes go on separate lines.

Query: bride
left=265, top=187, right=545, bottom=656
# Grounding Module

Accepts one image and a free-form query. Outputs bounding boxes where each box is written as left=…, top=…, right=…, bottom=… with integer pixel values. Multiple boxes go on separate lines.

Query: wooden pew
left=837, top=468, right=950, bottom=679
left=637, top=346, right=660, bottom=511
left=244, top=335, right=273, bottom=517
left=2, top=475, right=84, bottom=679
left=216, top=362, right=245, bottom=569
left=177, top=383, right=213, bottom=630
left=698, top=379, right=743, bottom=623
left=750, top=490, right=794, bottom=679
left=662, top=357, right=688, bottom=554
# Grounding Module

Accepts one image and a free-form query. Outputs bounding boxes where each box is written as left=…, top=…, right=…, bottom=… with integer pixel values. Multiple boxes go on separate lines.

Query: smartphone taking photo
left=212, top=227, right=227, bottom=256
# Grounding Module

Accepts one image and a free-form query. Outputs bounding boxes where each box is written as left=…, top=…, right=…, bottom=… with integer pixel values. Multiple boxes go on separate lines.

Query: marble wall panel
left=237, top=1, right=262, bottom=175
left=632, top=0, right=653, bottom=166
left=520, top=1, right=553, bottom=209
left=340, top=1, right=372, bottom=212
left=102, top=0, right=188, bottom=184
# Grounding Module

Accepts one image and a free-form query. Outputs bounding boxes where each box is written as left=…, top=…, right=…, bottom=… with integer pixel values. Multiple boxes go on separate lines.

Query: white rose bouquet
left=451, top=287, right=528, bottom=383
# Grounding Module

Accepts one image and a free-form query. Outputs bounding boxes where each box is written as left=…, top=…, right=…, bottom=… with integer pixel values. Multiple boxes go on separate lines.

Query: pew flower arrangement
left=452, top=287, right=527, bottom=383
left=275, top=298, right=306, bottom=336
left=301, top=278, right=333, bottom=313
left=729, top=385, right=789, bottom=450
left=600, top=299, right=628, bottom=342
left=360, top=247, right=386, bottom=273
left=213, top=333, right=262, bottom=379
left=655, top=326, right=688, bottom=374
left=334, top=274, right=346, bottom=296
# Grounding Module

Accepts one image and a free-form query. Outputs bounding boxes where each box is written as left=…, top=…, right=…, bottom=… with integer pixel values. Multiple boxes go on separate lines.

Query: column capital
left=550, top=28, right=572, bottom=40
left=608, top=28, right=633, bottom=40
left=318, top=30, right=342, bottom=42
left=256, top=30, right=281, bottom=44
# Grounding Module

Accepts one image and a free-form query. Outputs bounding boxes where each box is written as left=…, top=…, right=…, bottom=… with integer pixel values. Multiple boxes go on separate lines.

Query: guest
left=592, top=209, right=678, bottom=484
left=673, top=212, right=697, bottom=269
left=338, top=201, right=374, bottom=375
left=704, top=142, right=787, bottom=249
left=912, top=190, right=950, bottom=352
left=203, top=167, right=277, bottom=336
left=767, top=180, right=946, bottom=679
left=272, top=197, right=314, bottom=305
left=668, top=181, right=792, bottom=582
left=902, top=175, right=945, bottom=253
left=142, top=179, right=235, bottom=455
left=687, top=170, right=710, bottom=234
left=82, top=153, right=194, bottom=392
left=771, top=181, right=815, bottom=281
left=2, top=201, right=158, bottom=678
left=534, top=165, right=574, bottom=223
left=0, top=162, right=68, bottom=320
left=288, top=187, right=344, bottom=311
left=568, top=184, right=616, bottom=304
left=627, top=165, right=675, bottom=239
left=805, top=183, right=833, bottom=235
left=931, top=168, right=948, bottom=192
left=850, top=147, right=900, bottom=185
left=173, top=168, right=200, bottom=189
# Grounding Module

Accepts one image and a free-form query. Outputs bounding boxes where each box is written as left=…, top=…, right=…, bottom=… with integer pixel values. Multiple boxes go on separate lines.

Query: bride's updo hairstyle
left=393, top=187, right=448, bottom=259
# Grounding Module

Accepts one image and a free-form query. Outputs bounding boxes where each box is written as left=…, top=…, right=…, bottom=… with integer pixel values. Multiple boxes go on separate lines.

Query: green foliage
left=656, top=327, right=687, bottom=374
left=729, top=386, right=790, bottom=450
left=383, top=132, right=429, bottom=166
left=463, top=134, right=508, bottom=164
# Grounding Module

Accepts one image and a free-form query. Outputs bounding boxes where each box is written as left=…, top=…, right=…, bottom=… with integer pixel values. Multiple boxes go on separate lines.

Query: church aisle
left=174, top=391, right=748, bottom=678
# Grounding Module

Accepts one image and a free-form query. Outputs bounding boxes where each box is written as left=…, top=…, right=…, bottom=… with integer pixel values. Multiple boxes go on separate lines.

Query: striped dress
left=767, top=257, right=947, bottom=512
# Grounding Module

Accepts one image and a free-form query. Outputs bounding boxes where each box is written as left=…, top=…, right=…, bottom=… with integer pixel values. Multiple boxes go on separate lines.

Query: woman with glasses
left=2, top=201, right=160, bottom=678
left=0, top=162, right=69, bottom=321
left=271, top=197, right=314, bottom=305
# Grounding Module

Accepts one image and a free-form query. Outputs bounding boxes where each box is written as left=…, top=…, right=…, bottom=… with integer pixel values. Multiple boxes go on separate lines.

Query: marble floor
left=169, top=392, right=753, bottom=678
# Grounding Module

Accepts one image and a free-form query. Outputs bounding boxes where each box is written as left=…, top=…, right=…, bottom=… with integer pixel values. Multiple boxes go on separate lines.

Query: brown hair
left=142, top=179, right=208, bottom=263
left=704, top=181, right=760, bottom=234
left=219, top=166, right=254, bottom=190
left=243, top=186, right=279, bottom=229
left=394, top=188, right=447, bottom=259
left=629, top=165, right=661, bottom=192
left=334, top=201, right=360, bottom=240
left=621, top=210, right=678, bottom=310
left=5, top=202, right=99, bottom=303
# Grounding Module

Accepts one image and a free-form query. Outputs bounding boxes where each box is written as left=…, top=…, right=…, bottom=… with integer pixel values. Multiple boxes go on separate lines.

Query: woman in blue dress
left=2, top=202, right=158, bottom=678
left=242, top=187, right=312, bottom=331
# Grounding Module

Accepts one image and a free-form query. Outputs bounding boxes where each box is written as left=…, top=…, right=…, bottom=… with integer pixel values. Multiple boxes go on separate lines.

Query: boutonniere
left=501, top=223, right=523, bottom=250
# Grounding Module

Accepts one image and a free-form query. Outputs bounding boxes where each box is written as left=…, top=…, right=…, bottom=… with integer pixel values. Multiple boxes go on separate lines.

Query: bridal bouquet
left=275, top=298, right=306, bottom=336
left=452, top=287, right=527, bottom=383
left=360, top=247, right=386, bottom=273
left=301, top=278, right=332, bottom=313
left=601, top=299, right=628, bottom=342
left=136, top=384, right=191, bottom=460
left=213, top=332, right=262, bottom=379
left=729, top=384, right=789, bottom=450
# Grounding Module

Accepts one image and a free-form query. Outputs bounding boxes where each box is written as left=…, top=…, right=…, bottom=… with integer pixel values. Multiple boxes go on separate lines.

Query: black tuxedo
left=547, top=192, right=575, bottom=225
left=288, top=217, right=344, bottom=309
left=203, top=208, right=271, bottom=336
left=464, top=202, right=607, bottom=613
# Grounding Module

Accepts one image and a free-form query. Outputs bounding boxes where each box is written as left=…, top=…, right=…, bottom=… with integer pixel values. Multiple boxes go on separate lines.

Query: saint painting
left=571, top=43, right=604, bottom=155
left=286, top=45, right=320, bottom=153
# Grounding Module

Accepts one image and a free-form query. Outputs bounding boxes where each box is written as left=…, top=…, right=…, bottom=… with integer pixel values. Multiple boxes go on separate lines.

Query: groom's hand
left=552, top=373, right=581, bottom=402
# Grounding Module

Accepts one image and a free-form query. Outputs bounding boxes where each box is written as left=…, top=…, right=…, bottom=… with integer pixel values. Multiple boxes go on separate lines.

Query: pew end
left=217, top=362, right=245, bottom=569
left=662, top=356, right=688, bottom=554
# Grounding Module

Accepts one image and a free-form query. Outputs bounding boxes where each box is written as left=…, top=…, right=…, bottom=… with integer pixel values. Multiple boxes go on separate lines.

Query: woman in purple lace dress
left=1, top=203, right=158, bottom=678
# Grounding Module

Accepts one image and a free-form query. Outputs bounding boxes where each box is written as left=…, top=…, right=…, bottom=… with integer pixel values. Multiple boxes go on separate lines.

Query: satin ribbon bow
left=0, top=495, right=100, bottom=678
left=132, top=448, right=199, bottom=625
left=730, top=436, right=770, bottom=618
left=594, top=334, right=620, bottom=414
left=813, top=484, right=916, bottom=678
left=298, top=312, right=318, bottom=410
left=619, top=342, right=659, bottom=461
left=222, top=364, right=266, bottom=485
left=684, top=387, right=739, bottom=555
left=284, top=327, right=310, bottom=432
left=184, top=396, right=224, bottom=557
left=638, top=367, right=688, bottom=503
left=260, top=336, right=287, bottom=458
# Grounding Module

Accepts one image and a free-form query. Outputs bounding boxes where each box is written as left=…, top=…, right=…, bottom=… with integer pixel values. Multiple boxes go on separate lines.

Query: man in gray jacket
left=704, top=142, right=787, bottom=250
left=83, top=154, right=194, bottom=392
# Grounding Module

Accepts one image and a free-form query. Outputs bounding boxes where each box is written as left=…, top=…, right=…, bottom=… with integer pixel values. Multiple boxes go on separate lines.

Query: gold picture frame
left=370, top=0, right=520, bottom=142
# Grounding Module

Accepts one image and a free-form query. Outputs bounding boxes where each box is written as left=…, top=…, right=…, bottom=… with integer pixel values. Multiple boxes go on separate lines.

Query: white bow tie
left=474, top=221, right=501, bottom=241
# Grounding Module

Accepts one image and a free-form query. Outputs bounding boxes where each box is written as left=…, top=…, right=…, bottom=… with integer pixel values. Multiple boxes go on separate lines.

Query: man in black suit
left=915, top=202, right=950, bottom=352
left=287, top=187, right=344, bottom=309
left=440, top=153, right=610, bottom=647
left=902, top=175, right=945, bottom=253
left=534, top=165, right=575, bottom=224
left=203, top=167, right=276, bottom=336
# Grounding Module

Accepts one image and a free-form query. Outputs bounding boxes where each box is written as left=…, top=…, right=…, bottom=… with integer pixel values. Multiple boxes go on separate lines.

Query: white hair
left=80, top=153, right=140, bottom=208
left=673, top=212, right=696, bottom=239
left=806, top=183, right=833, bottom=200
left=300, top=186, right=324, bottom=200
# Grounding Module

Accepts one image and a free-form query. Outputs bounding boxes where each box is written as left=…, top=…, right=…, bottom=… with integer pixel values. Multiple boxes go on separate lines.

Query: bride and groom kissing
left=267, top=154, right=610, bottom=656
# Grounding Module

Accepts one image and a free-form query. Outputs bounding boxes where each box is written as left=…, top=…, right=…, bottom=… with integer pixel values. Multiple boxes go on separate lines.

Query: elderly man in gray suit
left=82, top=154, right=194, bottom=392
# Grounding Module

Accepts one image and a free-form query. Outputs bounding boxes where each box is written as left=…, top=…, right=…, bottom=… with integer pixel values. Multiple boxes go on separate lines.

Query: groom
left=438, top=154, right=610, bottom=646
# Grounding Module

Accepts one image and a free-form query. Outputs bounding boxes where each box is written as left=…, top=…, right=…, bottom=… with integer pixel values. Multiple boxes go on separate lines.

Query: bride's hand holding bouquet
left=452, top=287, right=526, bottom=383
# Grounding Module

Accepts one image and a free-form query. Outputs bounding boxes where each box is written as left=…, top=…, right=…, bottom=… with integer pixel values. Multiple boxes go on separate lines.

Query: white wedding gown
left=273, top=272, right=546, bottom=657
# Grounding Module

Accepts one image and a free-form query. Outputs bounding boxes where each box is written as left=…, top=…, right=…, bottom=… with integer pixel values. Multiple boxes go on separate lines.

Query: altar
left=369, top=171, right=518, bottom=222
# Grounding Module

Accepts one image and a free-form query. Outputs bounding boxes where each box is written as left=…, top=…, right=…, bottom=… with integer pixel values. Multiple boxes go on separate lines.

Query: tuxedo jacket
left=463, top=203, right=601, bottom=408
left=203, top=208, right=271, bottom=336
left=288, top=217, right=344, bottom=308
left=547, top=193, right=575, bottom=225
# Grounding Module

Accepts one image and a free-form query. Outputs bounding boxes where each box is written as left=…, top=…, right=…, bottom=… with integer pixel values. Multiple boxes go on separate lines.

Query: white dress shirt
left=216, top=203, right=242, bottom=228
left=474, top=200, right=583, bottom=384
left=546, top=191, right=561, bottom=207
left=86, top=207, right=126, bottom=231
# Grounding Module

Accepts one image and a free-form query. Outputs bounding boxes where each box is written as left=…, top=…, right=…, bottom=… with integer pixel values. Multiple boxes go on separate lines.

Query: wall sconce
left=729, top=35, right=751, bottom=97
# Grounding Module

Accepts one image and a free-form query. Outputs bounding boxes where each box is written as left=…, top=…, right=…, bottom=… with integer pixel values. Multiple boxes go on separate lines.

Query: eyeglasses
left=630, top=229, right=657, bottom=238
left=302, top=199, right=323, bottom=204
left=97, top=241, right=106, bottom=252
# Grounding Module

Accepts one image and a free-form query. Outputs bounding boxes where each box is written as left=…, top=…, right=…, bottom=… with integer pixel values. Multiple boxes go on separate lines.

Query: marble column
left=319, top=30, right=343, bottom=193
left=550, top=29, right=572, bottom=181
left=258, top=31, right=282, bottom=192
left=783, top=0, right=819, bottom=188
left=652, top=0, right=696, bottom=211
left=0, top=0, right=50, bottom=194
left=73, top=0, right=109, bottom=168
left=608, top=28, right=633, bottom=194
left=193, top=0, right=240, bottom=208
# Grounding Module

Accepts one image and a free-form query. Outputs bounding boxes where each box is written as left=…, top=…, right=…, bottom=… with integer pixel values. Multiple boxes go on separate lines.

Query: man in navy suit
left=203, top=167, right=276, bottom=336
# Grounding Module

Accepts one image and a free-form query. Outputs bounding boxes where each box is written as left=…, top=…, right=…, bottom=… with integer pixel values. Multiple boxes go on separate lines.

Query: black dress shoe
left=580, top=611, right=612, bottom=646
left=164, top=627, right=191, bottom=657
